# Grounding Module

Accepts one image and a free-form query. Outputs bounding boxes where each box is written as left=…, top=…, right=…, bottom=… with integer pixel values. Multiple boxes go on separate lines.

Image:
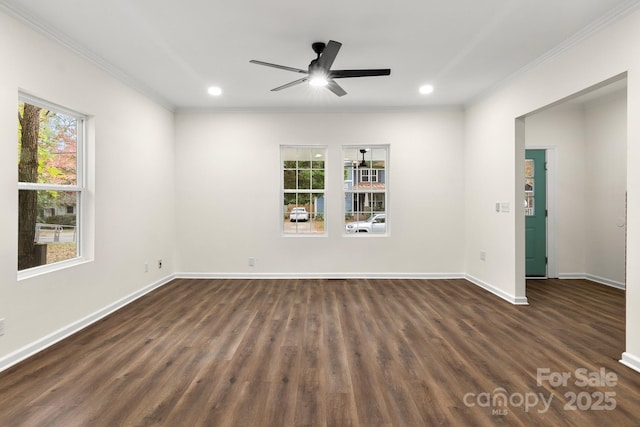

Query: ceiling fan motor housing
left=312, top=42, right=326, bottom=56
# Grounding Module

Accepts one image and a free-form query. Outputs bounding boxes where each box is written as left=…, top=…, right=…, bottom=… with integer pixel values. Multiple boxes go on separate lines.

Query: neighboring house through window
left=343, top=146, right=388, bottom=234
left=360, top=168, right=378, bottom=183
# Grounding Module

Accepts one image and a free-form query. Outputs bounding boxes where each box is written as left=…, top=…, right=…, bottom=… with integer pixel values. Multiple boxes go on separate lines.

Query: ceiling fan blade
left=250, top=60, right=307, bottom=74
left=317, top=40, right=342, bottom=70
left=271, top=77, right=309, bottom=91
left=330, top=69, right=391, bottom=78
left=326, top=80, right=347, bottom=97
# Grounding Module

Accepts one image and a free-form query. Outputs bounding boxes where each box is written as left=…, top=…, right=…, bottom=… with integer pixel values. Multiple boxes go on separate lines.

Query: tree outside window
left=282, top=146, right=326, bottom=235
left=17, top=96, right=84, bottom=271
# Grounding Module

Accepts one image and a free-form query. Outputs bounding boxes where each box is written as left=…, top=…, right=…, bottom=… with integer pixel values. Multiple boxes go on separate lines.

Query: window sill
left=17, top=257, right=92, bottom=281
left=343, top=233, right=389, bottom=237
left=282, top=233, right=328, bottom=237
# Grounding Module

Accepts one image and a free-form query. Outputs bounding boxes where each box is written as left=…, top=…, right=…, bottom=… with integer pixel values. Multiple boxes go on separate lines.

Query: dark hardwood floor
left=0, top=278, right=638, bottom=426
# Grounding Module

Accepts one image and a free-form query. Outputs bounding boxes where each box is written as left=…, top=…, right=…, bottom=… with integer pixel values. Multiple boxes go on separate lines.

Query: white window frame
left=18, top=93, right=88, bottom=279
left=281, top=145, right=327, bottom=236
left=343, top=145, right=389, bottom=236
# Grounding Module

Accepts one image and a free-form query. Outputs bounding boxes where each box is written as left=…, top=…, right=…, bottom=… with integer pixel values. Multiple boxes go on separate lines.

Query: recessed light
left=419, top=85, right=434, bottom=95
left=207, top=86, right=222, bottom=96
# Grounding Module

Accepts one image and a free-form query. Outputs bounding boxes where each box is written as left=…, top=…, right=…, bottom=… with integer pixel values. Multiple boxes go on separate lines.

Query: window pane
left=525, top=159, right=534, bottom=216
left=18, top=190, right=78, bottom=270
left=283, top=170, right=296, bottom=189
left=371, top=147, right=386, bottom=170
left=525, top=159, right=534, bottom=178
left=297, top=170, right=311, bottom=189
left=283, top=160, right=297, bottom=169
left=297, top=192, right=310, bottom=205
left=311, top=192, right=324, bottom=220
left=282, top=147, right=298, bottom=167
left=284, top=192, right=297, bottom=206
left=18, top=102, right=77, bottom=185
left=312, top=170, right=325, bottom=190
left=292, top=219, right=313, bottom=233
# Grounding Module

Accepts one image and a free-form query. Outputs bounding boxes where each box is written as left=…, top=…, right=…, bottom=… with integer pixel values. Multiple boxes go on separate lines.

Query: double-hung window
left=282, top=146, right=326, bottom=235
left=17, top=94, right=85, bottom=273
left=343, top=145, right=388, bottom=235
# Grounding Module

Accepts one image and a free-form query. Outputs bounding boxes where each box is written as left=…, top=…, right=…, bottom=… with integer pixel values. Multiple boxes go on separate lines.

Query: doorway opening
left=519, top=73, right=627, bottom=291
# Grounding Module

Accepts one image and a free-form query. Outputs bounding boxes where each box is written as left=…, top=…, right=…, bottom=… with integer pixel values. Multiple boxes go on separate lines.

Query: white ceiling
left=1, top=0, right=638, bottom=112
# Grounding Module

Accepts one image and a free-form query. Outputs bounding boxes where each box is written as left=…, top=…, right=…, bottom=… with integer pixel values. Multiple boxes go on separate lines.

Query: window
left=282, top=146, right=326, bottom=235
left=18, top=95, right=85, bottom=272
left=524, top=158, right=535, bottom=216
left=360, top=169, right=378, bottom=183
left=343, top=146, right=388, bottom=234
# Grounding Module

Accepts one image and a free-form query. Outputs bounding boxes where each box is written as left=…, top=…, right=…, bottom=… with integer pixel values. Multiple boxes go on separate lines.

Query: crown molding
left=0, top=2, right=176, bottom=112
left=467, top=0, right=640, bottom=107
left=3, top=0, right=639, bottom=113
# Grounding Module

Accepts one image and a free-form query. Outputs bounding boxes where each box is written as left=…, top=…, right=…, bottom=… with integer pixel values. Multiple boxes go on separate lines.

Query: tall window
left=343, top=146, right=388, bottom=234
left=18, top=95, right=85, bottom=272
left=282, top=146, right=326, bottom=235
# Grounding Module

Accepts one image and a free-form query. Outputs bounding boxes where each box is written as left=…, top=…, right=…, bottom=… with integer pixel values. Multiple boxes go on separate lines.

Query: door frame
left=525, top=146, right=557, bottom=278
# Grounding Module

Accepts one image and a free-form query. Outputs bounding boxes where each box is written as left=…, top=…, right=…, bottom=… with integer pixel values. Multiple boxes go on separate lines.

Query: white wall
left=525, top=89, right=627, bottom=286
left=0, top=12, right=175, bottom=366
left=584, top=91, right=627, bottom=285
left=464, top=9, right=640, bottom=368
left=175, top=111, right=465, bottom=277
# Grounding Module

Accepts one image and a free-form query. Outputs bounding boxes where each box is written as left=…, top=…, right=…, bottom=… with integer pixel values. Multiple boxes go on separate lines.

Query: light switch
left=501, top=202, right=510, bottom=213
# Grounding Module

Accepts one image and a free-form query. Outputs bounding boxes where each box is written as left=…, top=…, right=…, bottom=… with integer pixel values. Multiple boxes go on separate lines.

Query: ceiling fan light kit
left=250, top=40, right=391, bottom=97
left=309, top=74, right=329, bottom=87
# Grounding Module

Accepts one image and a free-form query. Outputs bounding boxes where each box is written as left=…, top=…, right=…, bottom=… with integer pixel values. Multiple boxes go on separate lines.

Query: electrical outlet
left=144, top=263, right=149, bottom=273
left=0, top=319, right=5, bottom=336
left=248, top=257, right=255, bottom=267
left=158, top=259, right=163, bottom=269
left=480, top=251, right=486, bottom=261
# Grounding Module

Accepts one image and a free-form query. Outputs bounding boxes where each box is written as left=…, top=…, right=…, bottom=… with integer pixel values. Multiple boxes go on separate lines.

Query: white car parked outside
left=289, top=207, right=309, bottom=222
left=345, top=213, right=386, bottom=233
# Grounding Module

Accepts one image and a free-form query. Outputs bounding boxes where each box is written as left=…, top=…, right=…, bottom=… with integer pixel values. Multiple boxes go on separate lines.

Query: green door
left=525, top=150, right=547, bottom=276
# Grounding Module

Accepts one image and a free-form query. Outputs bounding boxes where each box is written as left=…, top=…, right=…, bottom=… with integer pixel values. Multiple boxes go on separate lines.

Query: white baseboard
left=465, top=274, right=529, bottom=305
left=558, top=273, right=625, bottom=290
left=177, top=272, right=531, bottom=307
left=0, top=274, right=175, bottom=373
left=620, top=352, right=640, bottom=374
left=176, top=272, right=465, bottom=280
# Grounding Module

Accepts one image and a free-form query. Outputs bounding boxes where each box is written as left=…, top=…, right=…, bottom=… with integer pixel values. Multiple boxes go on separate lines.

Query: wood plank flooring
left=0, top=278, right=639, bottom=426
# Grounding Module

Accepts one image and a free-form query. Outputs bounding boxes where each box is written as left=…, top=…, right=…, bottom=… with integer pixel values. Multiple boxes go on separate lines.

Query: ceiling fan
left=250, top=40, right=391, bottom=97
